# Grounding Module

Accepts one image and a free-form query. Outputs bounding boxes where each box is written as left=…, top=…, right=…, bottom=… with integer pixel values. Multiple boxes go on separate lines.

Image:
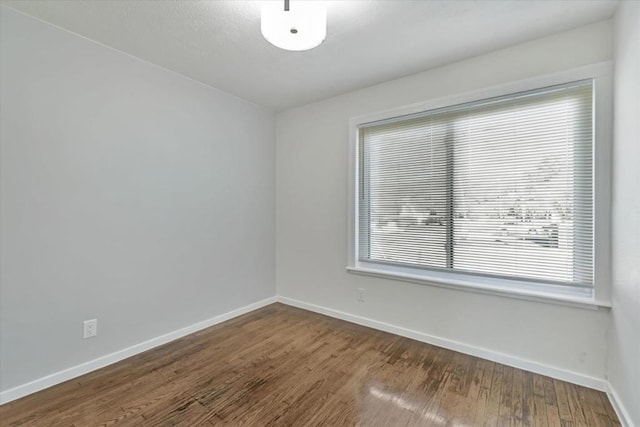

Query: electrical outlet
left=83, top=319, right=97, bottom=339
left=357, top=288, right=365, bottom=302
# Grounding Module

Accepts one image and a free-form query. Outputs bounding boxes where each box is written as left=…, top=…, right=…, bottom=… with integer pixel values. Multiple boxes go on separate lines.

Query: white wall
left=608, top=2, right=640, bottom=425
left=0, top=7, right=276, bottom=393
left=277, top=21, right=613, bottom=385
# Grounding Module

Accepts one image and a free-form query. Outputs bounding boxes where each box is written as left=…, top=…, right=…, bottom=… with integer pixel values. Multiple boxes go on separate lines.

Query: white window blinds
left=359, top=80, right=594, bottom=287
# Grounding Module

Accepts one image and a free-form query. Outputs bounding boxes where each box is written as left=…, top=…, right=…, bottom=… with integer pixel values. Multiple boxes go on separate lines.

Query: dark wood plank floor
left=0, top=303, right=619, bottom=426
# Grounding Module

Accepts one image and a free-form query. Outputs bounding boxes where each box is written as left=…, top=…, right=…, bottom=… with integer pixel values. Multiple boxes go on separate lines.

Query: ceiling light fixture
left=261, top=0, right=327, bottom=51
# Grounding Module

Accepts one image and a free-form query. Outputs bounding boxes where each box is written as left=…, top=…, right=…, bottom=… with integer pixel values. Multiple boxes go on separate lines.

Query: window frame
left=347, top=63, right=612, bottom=309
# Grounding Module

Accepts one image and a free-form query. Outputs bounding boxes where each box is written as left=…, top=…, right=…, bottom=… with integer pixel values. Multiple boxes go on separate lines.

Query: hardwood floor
left=0, top=303, right=619, bottom=426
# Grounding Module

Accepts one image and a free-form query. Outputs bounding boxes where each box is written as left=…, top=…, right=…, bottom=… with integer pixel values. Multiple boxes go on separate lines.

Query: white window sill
left=346, top=263, right=611, bottom=310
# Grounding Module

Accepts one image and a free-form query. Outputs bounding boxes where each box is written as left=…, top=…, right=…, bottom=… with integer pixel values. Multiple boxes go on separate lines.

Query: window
left=351, top=77, right=605, bottom=301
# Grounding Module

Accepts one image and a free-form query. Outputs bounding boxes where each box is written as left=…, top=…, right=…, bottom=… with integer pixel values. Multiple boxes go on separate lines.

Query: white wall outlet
left=357, top=288, right=365, bottom=302
left=83, top=319, right=97, bottom=339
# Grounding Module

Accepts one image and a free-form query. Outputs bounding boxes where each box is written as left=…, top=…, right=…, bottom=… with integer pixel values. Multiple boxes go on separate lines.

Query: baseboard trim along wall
left=607, top=385, right=633, bottom=427
left=276, top=296, right=609, bottom=392
left=0, top=296, right=277, bottom=405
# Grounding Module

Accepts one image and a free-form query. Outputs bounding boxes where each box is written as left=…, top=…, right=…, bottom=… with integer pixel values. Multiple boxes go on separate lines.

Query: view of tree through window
left=359, top=81, right=593, bottom=286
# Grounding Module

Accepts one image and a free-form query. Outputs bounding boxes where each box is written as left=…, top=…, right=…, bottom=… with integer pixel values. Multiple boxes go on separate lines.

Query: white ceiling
left=2, top=0, right=618, bottom=110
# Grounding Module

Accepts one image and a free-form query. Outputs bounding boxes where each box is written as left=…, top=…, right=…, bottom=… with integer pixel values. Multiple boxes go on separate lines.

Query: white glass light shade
left=261, top=1, right=327, bottom=51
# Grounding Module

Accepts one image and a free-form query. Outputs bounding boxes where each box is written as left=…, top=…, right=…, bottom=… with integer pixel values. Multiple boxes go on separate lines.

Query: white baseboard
left=277, top=296, right=609, bottom=392
left=607, top=385, right=634, bottom=427
left=0, top=296, right=277, bottom=405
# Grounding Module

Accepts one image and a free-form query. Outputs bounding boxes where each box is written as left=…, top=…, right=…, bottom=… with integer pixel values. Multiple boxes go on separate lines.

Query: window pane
left=361, top=117, right=450, bottom=268
left=451, top=86, right=593, bottom=284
